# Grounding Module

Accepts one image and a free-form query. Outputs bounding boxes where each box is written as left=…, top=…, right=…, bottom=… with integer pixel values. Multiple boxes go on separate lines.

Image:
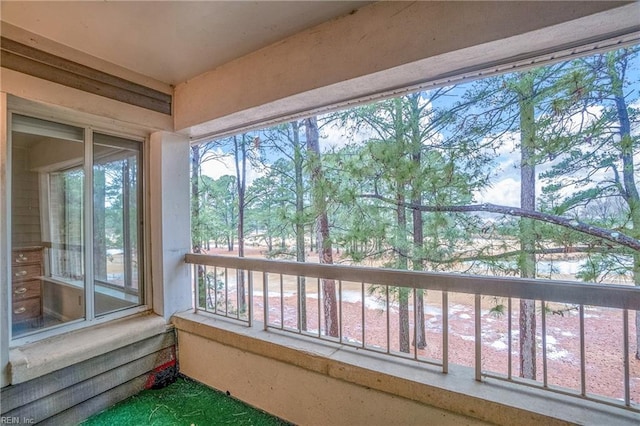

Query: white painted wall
left=175, top=1, right=638, bottom=138
left=149, top=131, right=192, bottom=322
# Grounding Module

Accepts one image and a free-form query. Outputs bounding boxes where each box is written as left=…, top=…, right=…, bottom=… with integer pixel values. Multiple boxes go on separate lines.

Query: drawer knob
left=14, top=287, right=27, bottom=294
left=14, top=270, right=27, bottom=277
left=13, top=306, right=26, bottom=314
left=15, top=254, right=28, bottom=263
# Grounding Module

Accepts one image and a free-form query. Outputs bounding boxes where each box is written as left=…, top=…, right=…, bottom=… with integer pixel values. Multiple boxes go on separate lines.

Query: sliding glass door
left=10, top=113, right=144, bottom=338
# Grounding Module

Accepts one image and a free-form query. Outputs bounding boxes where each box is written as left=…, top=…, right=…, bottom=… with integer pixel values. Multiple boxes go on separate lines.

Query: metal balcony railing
left=185, top=253, right=640, bottom=412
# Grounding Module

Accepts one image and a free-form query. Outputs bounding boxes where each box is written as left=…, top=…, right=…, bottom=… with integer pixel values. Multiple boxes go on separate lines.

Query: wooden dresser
left=12, top=246, right=43, bottom=327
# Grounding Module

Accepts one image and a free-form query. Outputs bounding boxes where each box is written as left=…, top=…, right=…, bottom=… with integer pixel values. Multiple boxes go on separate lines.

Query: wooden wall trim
left=40, top=376, right=149, bottom=426
left=1, top=37, right=172, bottom=115
left=1, top=329, right=176, bottom=424
left=1, top=332, right=174, bottom=412
left=5, top=348, right=174, bottom=422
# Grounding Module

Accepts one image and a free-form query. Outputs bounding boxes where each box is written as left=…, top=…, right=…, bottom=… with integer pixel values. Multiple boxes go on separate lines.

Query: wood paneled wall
left=0, top=329, right=176, bottom=424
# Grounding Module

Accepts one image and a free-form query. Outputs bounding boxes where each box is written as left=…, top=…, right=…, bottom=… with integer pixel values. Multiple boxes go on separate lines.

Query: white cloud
left=320, top=121, right=373, bottom=152
left=199, top=148, right=232, bottom=179
left=476, top=177, right=520, bottom=206
left=200, top=147, right=264, bottom=185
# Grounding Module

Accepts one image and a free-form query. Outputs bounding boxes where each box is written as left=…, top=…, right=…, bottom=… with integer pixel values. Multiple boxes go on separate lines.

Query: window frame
left=6, top=100, right=152, bottom=347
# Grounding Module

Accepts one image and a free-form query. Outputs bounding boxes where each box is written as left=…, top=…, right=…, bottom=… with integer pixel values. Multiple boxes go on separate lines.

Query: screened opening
left=189, top=44, right=640, bottom=404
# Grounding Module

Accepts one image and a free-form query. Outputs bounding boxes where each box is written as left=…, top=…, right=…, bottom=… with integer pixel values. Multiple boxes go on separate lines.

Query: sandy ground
left=201, top=246, right=640, bottom=405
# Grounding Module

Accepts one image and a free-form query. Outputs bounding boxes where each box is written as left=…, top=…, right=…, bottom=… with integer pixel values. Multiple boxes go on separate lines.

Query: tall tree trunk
left=412, top=198, right=426, bottom=349
left=409, top=96, right=427, bottom=350
left=518, top=73, right=537, bottom=379
left=190, top=145, right=207, bottom=307
left=609, top=54, right=640, bottom=358
left=390, top=98, right=411, bottom=353
left=234, top=135, right=247, bottom=313
left=190, top=145, right=201, bottom=249
left=305, top=116, right=339, bottom=337
left=396, top=189, right=410, bottom=353
left=292, top=121, right=307, bottom=330
left=93, top=167, right=107, bottom=281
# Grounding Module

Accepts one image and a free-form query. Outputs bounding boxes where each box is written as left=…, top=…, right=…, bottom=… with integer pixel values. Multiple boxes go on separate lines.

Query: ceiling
left=1, top=1, right=371, bottom=86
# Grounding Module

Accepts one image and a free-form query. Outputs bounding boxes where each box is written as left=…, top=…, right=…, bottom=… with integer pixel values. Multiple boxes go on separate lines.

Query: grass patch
left=81, top=376, right=290, bottom=426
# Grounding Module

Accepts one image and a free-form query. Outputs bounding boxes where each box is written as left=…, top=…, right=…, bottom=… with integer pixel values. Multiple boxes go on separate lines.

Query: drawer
left=12, top=249, right=43, bottom=266
left=12, top=298, right=41, bottom=322
left=12, top=264, right=42, bottom=281
left=12, top=280, right=41, bottom=301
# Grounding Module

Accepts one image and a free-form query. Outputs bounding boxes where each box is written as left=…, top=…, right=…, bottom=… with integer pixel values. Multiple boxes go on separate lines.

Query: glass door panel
left=11, top=114, right=85, bottom=337
left=93, top=133, right=142, bottom=315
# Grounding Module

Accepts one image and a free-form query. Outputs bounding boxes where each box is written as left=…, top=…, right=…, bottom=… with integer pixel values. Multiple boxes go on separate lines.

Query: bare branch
left=359, top=193, right=640, bottom=251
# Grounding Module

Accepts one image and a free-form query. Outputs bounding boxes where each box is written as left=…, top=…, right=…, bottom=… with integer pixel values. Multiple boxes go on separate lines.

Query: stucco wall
left=178, top=331, right=489, bottom=426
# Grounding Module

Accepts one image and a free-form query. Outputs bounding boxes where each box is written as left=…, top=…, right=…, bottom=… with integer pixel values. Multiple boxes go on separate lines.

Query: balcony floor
left=80, top=376, right=290, bottom=426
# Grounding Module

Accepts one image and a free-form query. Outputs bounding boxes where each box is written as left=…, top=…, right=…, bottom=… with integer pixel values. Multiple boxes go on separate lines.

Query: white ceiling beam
left=175, top=1, right=639, bottom=140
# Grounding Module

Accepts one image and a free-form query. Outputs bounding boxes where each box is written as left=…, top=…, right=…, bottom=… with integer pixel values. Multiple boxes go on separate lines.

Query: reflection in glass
left=11, top=114, right=85, bottom=337
left=93, top=133, right=142, bottom=315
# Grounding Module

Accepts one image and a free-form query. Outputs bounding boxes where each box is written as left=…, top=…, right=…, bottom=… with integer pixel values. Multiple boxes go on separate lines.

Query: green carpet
left=81, top=377, right=291, bottom=426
